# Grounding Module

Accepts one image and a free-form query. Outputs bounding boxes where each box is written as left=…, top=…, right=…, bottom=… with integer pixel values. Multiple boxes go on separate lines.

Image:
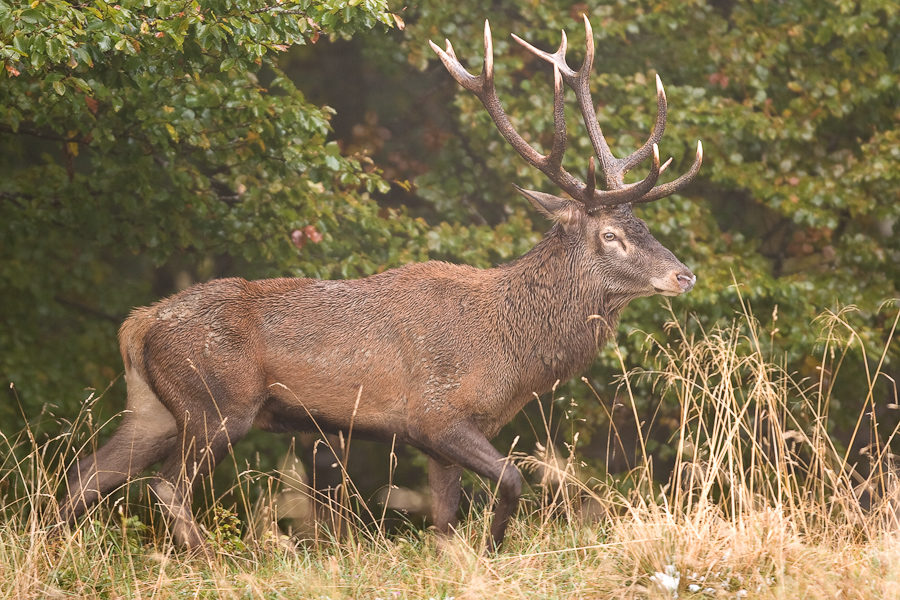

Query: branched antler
left=431, top=17, right=703, bottom=210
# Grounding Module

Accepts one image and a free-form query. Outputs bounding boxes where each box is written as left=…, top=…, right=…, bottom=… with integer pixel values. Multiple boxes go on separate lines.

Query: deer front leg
left=416, top=423, right=522, bottom=551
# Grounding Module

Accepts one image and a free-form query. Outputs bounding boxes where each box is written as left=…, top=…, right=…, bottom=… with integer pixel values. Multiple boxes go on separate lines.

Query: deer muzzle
left=650, top=270, right=696, bottom=296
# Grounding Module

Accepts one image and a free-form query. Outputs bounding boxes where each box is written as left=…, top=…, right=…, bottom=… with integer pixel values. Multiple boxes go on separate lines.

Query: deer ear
left=513, top=185, right=580, bottom=225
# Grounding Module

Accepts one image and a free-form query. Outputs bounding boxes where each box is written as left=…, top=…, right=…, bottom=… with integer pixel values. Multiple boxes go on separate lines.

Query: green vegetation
left=392, top=0, right=900, bottom=429
left=0, top=0, right=432, bottom=429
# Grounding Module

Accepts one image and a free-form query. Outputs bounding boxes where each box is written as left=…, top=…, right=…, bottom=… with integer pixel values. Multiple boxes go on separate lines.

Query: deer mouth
left=652, top=286, right=681, bottom=297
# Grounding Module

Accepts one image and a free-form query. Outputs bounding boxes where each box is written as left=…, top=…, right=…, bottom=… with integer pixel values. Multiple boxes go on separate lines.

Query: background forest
left=1, top=0, right=899, bottom=513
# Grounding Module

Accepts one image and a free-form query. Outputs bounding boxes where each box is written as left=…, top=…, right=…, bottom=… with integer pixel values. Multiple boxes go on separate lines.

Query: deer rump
left=57, top=16, right=702, bottom=554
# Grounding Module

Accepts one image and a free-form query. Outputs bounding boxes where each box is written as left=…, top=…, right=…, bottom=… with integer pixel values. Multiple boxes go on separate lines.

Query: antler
left=430, top=18, right=703, bottom=210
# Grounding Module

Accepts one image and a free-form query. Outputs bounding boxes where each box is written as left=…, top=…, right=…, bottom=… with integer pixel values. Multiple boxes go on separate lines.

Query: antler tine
left=482, top=17, right=494, bottom=86
left=548, top=65, right=566, bottom=171
left=514, top=16, right=621, bottom=197
left=632, top=140, right=704, bottom=204
left=620, top=74, right=668, bottom=174
left=585, top=156, right=596, bottom=198
left=510, top=30, right=576, bottom=79
left=586, top=143, right=663, bottom=212
left=429, top=37, right=481, bottom=93
left=572, top=15, right=619, bottom=183
left=431, top=21, right=585, bottom=200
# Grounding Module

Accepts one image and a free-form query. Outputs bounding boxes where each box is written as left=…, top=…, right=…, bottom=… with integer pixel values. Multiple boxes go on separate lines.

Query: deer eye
left=602, top=232, right=617, bottom=242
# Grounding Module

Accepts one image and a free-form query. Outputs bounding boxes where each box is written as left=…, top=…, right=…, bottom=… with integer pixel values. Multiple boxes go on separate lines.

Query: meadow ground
left=2, top=303, right=899, bottom=599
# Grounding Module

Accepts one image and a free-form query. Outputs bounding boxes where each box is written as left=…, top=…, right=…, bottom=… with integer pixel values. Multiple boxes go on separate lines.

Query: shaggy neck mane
left=493, top=226, right=628, bottom=396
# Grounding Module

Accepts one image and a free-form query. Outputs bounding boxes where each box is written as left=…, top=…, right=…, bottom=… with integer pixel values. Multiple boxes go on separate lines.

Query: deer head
left=431, top=17, right=702, bottom=301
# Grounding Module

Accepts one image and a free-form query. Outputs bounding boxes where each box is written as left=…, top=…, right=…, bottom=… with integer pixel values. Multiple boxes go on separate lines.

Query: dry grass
left=2, top=299, right=899, bottom=599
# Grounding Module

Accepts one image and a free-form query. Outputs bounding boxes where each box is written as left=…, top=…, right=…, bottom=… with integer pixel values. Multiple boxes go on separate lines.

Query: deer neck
left=495, top=227, right=626, bottom=394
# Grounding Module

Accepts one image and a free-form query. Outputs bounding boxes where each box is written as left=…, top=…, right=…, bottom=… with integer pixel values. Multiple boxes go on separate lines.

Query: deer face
left=517, top=187, right=695, bottom=298
left=584, top=204, right=695, bottom=298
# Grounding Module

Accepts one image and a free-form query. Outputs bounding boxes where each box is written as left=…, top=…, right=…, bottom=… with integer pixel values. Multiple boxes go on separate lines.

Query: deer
left=56, top=16, right=702, bottom=554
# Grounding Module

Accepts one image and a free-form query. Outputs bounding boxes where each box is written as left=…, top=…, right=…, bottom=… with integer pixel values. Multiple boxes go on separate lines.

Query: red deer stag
left=57, top=17, right=702, bottom=553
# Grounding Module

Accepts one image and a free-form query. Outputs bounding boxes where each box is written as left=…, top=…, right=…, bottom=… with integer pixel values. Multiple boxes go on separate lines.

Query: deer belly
left=254, top=378, right=410, bottom=444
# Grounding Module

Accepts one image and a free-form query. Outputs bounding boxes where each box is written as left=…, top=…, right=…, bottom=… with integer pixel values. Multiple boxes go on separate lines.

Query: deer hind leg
left=150, top=404, right=254, bottom=555
left=58, top=368, right=178, bottom=527
left=428, top=456, right=462, bottom=537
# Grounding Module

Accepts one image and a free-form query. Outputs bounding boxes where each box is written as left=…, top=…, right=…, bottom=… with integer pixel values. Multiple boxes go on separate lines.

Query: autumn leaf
left=303, top=225, right=323, bottom=244
left=291, top=225, right=324, bottom=249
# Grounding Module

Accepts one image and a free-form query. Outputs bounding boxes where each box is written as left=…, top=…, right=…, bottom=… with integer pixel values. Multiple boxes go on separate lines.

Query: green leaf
left=19, top=8, right=42, bottom=24
left=74, top=46, right=93, bottom=67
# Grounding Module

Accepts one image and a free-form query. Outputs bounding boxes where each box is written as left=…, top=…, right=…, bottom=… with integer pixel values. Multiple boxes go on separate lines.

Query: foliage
left=207, top=504, right=248, bottom=554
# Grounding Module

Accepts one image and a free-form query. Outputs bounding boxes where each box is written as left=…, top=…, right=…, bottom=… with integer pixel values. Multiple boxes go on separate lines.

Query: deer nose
left=649, top=270, right=696, bottom=296
left=677, top=272, right=696, bottom=293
